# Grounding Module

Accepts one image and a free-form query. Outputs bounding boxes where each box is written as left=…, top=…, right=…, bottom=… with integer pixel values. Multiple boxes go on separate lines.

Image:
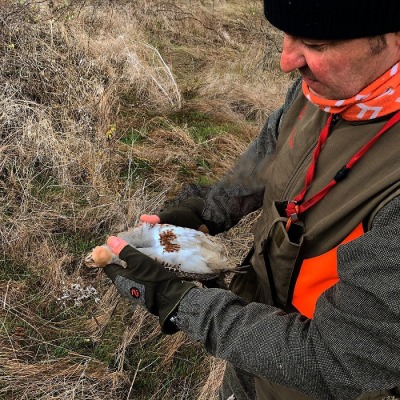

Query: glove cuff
left=159, top=282, right=195, bottom=334
left=181, top=197, right=206, bottom=214
left=181, top=198, right=211, bottom=234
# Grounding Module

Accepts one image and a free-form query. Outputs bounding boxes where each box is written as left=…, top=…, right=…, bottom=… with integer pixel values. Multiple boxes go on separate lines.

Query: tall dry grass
left=0, top=0, right=290, bottom=398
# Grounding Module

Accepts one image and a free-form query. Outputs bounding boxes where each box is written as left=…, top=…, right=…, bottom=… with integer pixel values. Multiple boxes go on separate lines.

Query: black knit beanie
left=264, top=0, right=400, bottom=40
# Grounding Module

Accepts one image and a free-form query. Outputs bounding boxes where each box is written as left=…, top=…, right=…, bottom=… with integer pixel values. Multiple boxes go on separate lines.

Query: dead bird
left=85, top=222, right=247, bottom=285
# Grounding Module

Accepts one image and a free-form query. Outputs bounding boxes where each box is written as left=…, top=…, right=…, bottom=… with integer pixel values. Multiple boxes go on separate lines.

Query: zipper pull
left=330, top=113, right=340, bottom=127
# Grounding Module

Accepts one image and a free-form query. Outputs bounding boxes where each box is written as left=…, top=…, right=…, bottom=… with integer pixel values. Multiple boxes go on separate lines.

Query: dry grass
left=0, top=0, right=290, bottom=398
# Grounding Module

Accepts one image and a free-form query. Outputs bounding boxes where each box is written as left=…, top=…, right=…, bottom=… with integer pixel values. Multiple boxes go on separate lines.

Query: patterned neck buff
left=302, top=63, right=400, bottom=121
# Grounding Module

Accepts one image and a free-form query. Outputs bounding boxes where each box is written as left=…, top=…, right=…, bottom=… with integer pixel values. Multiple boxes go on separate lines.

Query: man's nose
left=280, top=34, right=306, bottom=73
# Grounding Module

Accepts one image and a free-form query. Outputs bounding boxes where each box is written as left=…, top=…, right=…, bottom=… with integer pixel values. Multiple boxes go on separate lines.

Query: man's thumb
left=140, top=214, right=161, bottom=224
left=106, top=236, right=128, bottom=256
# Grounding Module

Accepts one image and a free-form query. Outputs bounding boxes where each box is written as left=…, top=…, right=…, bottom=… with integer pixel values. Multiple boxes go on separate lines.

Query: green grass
left=119, top=158, right=153, bottom=183
left=29, top=173, right=62, bottom=200
left=170, top=110, right=238, bottom=143
left=51, top=335, right=93, bottom=358
left=55, top=231, right=97, bottom=254
left=119, top=129, right=146, bottom=146
left=121, top=338, right=209, bottom=399
left=0, top=258, right=31, bottom=281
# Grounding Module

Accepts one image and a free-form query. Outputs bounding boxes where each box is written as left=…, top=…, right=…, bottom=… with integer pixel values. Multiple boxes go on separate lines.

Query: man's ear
left=394, top=32, right=400, bottom=46
left=387, top=32, right=400, bottom=56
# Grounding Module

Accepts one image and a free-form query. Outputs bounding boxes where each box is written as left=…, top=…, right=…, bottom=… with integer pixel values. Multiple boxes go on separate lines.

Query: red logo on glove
left=130, top=287, right=141, bottom=299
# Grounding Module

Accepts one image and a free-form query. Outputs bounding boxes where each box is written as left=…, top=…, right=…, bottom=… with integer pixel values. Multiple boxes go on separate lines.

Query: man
left=104, top=1, right=400, bottom=399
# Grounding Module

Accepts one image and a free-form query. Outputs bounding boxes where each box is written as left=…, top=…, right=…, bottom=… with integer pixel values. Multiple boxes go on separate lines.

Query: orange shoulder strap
left=292, top=223, right=364, bottom=319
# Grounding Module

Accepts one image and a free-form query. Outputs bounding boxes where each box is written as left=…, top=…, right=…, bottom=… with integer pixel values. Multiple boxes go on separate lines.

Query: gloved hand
left=104, top=236, right=196, bottom=334
left=140, top=197, right=214, bottom=234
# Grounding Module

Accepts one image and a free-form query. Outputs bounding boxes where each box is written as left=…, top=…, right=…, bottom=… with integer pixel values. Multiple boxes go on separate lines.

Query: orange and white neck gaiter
left=302, top=63, right=400, bottom=121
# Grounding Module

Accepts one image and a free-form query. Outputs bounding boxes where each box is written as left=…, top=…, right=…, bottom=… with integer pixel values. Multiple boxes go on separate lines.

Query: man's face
left=280, top=33, right=400, bottom=100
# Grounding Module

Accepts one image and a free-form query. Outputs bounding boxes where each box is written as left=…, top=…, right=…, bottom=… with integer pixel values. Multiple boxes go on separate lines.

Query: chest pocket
left=259, top=200, right=306, bottom=310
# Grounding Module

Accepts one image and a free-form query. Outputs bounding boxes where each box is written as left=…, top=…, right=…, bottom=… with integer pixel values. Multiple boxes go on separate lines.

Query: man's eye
left=302, top=41, right=328, bottom=51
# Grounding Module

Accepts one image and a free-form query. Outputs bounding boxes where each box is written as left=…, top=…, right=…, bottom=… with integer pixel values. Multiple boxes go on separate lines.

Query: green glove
left=140, top=197, right=215, bottom=234
left=104, top=236, right=195, bottom=334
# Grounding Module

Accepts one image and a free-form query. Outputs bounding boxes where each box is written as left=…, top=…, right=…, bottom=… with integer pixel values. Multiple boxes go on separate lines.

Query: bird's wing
left=140, top=246, right=212, bottom=274
left=171, top=227, right=229, bottom=271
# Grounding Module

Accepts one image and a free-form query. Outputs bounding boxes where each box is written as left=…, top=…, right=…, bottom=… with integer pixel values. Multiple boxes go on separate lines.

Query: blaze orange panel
left=292, top=223, right=364, bottom=318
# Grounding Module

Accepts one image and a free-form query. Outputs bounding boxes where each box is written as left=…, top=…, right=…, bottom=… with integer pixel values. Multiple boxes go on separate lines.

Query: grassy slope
left=0, top=1, right=290, bottom=398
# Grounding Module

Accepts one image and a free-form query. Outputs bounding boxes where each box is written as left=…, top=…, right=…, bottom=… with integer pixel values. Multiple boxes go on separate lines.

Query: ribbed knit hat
left=264, top=0, right=400, bottom=40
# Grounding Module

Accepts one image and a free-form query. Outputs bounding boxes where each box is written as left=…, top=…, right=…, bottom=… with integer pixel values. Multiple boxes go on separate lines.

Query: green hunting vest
left=230, top=91, right=400, bottom=311
left=229, top=91, right=400, bottom=400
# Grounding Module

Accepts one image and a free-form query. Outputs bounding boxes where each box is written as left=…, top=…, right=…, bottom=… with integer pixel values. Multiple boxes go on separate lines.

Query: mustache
left=299, top=66, right=317, bottom=81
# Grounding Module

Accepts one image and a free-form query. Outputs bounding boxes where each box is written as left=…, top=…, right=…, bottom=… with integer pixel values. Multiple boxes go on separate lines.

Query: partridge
left=85, top=223, right=242, bottom=281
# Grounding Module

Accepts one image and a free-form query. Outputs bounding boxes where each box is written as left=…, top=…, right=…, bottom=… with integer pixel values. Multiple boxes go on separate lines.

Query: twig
left=3, top=279, right=11, bottom=309
left=142, top=42, right=182, bottom=108
left=126, top=359, right=142, bottom=400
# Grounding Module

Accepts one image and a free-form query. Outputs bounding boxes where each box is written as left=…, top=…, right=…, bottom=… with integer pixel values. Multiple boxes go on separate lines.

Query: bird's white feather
left=85, top=223, right=233, bottom=278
